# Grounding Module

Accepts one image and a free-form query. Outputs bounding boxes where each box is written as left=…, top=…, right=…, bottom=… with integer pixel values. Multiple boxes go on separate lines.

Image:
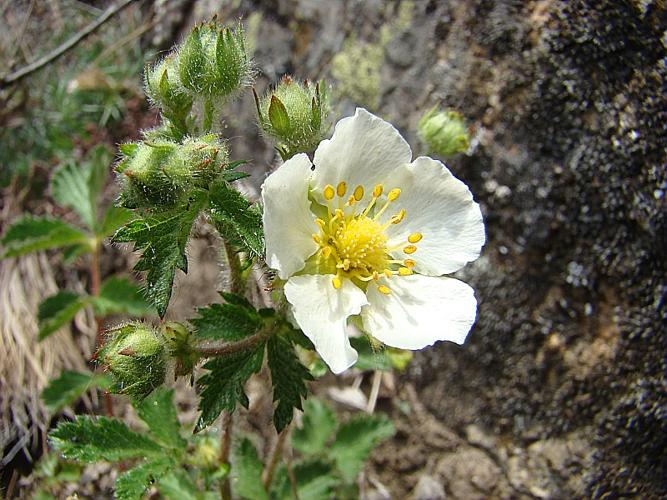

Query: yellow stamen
left=321, top=246, right=332, bottom=258
left=403, top=245, right=417, bottom=254
left=404, top=259, right=416, bottom=268
left=332, top=276, right=342, bottom=289
left=388, top=188, right=401, bottom=201
left=378, top=285, right=392, bottom=295
left=408, top=232, right=423, bottom=243
left=337, top=181, right=347, bottom=197
left=315, top=218, right=326, bottom=228
left=373, top=184, right=383, bottom=197
left=312, top=234, right=321, bottom=244
left=383, top=269, right=393, bottom=279
left=391, top=209, right=406, bottom=224
left=323, top=184, right=335, bottom=200
left=353, top=185, right=364, bottom=201
left=347, top=195, right=356, bottom=206
left=398, top=267, right=413, bottom=276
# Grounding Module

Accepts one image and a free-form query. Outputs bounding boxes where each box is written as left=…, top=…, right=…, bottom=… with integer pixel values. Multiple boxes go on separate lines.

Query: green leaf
left=50, top=416, right=162, bottom=462
left=272, top=460, right=338, bottom=500
left=291, top=398, right=337, bottom=457
left=91, top=276, right=152, bottom=316
left=350, top=336, right=393, bottom=371
left=115, top=457, right=173, bottom=500
left=267, top=335, right=314, bottom=432
left=221, top=170, right=250, bottom=183
left=37, top=291, right=87, bottom=340
left=42, top=370, right=111, bottom=413
left=232, top=438, right=268, bottom=500
left=158, top=470, right=199, bottom=500
left=98, top=205, right=134, bottom=238
left=136, top=388, right=186, bottom=450
left=1, top=217, right=88, bottom=258
left=329, top=414, right=395, bottom=482
left=196, top=344, right=265, bottom=432
left=268, top=95, right=290, bottom=134
left=208, top=181, right=264, bottom=259
left=113, top=193, right=206, bottom=317
left=191, top=297, right=262, bottom=342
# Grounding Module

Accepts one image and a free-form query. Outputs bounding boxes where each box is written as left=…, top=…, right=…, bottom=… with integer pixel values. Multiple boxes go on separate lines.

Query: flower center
left=311, top=181, right=423, bottom=294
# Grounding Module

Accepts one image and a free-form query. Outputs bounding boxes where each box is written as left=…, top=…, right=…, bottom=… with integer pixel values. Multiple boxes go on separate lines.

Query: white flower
left=262, top=108, right=485, bottom=374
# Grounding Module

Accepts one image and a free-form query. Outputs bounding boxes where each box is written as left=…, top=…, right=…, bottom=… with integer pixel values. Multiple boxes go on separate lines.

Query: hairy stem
left=222, top=239, right=243, bottom=295
left=195, top=328, right=270, bottom=358
left=219, top=412, right=233, bottom=500
left=203, top=98, right=215, bottom=132
left=262, top=426, right=289, bottom=490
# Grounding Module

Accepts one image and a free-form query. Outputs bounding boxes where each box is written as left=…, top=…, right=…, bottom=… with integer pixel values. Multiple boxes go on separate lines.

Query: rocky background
left=174, top=0, right=664, bottom=497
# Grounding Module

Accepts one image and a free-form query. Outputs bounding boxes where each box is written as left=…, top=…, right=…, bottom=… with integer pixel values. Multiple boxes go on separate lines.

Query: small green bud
left=161, top=321, right=200, bottom=377
left=144, top=54, right=193, bottom=118
left=174, top=135, right=229, bottom=188
left=417, top=107, right=470, bottom=157
left=100, top=323, right=167, bottom=401
left=189, top=435, right=220, bottom=469
left=255, top=76, right=330, bottom=159
left=176, top=20, right=251, bottom=99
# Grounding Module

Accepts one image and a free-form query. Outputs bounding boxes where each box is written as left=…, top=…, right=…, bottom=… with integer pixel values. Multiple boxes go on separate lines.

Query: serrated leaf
left=271, top=460, right=338, bottom=500
left=119, top=143, right=139, bottom=157
left=221, top=170, right=250, bottom=183
left=191, top=300, right=262, bottom=342
left=226, top=159, right=247, bottom=170
left=329, top=414, right=395, bottom=482
left=136, top=388, right=186, bottom=450
left=267, top=336, right=313, bottom=432
left=158, top=470, right=199, bottom=500
left=42, top=370, right=111, bottom=413
left=50, top=416, right=162, bottom=462
left=37, top=291, right=87, bottom=340
left=350, top=336, right=393, bottom=371
left=1, top=217, right=89, bottom=258
left=232, top=438, right=268, bottom=500
left=196, top=345, right=265, bottom=432
left=91, top=276, right=152, bottom=316
left=113, top=193, right=206, bottom=317
left=208, top=181, right=264, bottom=259
left=268, top=95, right=290, bottom=134
left=115, top=457, right=173, bottom=500
left=292, top=398, right=337, bottom=457
left=98, top=205, right=134, bottom=238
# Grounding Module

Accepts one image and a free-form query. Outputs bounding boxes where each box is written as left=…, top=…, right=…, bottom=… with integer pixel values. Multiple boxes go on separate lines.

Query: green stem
left=222, top=239, right=243, bottom=295
left=262, top=426, right=290, bottom=490
left=203, top=98, right=215, bottom=132
left=194, top=328, right=271, bottom=358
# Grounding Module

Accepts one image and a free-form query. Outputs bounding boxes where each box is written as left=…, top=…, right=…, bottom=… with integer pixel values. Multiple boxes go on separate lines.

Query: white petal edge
left=361, top=275, right=477, bottom=350
left=261, top=153, right=319, bottom=279
left=383, top=156, right=485, bottom=276
left=285, top=275, right=368, bottom=374
left=311, top=108, right=412, bottom=204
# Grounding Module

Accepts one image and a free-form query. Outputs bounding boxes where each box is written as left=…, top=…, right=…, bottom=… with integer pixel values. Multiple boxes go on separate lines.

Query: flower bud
left=255, top=76, right=330, bottom=159
left=173, top=135, right=229, bottom=188
left=417, top=107, right=470, bottom=157
left=161, top=321, right=200, bottom=377
left=100, top=323, right=167, bottom=401
left=144, top=54, right=193, bottom=118
left=176, top=20, right=251, bottom=99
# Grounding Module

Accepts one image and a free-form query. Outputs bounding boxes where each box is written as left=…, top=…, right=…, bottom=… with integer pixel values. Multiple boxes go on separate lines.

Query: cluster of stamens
left=311, top=180, right=423, bottom=294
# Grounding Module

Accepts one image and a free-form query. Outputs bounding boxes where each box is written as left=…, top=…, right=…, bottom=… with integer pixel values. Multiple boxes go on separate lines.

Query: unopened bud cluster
left=162, top=321, right=200, bottom=377
left=255, top=76, right=330, bottom=159
left=116, top=135, right=229, bottom=208
left=418, top=107, right=470, bottom=157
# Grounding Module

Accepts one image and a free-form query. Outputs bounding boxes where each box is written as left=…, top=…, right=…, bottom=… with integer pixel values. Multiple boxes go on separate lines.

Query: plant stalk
left=262, top=426, right=289, bottom=490
left=90, top=239, right=113, bottom=416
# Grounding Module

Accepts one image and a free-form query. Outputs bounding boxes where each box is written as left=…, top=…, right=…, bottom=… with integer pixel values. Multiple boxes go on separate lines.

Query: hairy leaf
left=113, top=193, right=206, bottom=317
left=350, top=336, right=393, bottom=371
left=291, top=398, right=337, bottom=456
left=158, top=470, right=199, bottom=500
left=42, top=370, right=111, bottom=413
left=115, top=457, right=173, bottom=500
left=1, top=217, right=88, bottom=258
left=271, top=460, right=337, bottom=500
left=196, top=345, right=265, bottom=432
left=37, top=291, right=87, bottom=340
left=208, top=181, right=263, bottom=259
left=191, top=297, right=262, bottom=342
left=267, top=335, right=313, bottom=432
left=329, top=414, right=395, bottom=482
left=98, top=205, right=134, bottom=238
left=50, top=416, right=162, bottom=462
left=51, top=156, right=106, bottom=230
left=91, top=276, right=152, bottom=316
left=232, top=438, right=268, bottom=500
left=136, top=388, right=186, bottom=450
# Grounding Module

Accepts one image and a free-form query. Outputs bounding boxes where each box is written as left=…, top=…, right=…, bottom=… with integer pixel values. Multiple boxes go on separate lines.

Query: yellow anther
left=353, top=185, right=364, bottom=201
left=343, top=258, right=351, bottom=271
left=372, top=271, right=380, bottom=281
left=347, top=195, right=356, bottom=205
left=321, top=246, right=332, bottom=258
left=312, top=234, right=321, bottom=244
left=323, top=184, right=335, bottom=200
left=373, top=184, right=383, bottom=197
left=384, top=269, right=393, bottom=279
left=332, top=276, right=342, bottom=289
left=378, top=285, right=392, bottom=295
left=398, top=267, right=413, bottom=276
left=391, top=209, right=406, bottom=224
left=388, top=188, right=401, bottom=201
left=403, top=245, right=417, bottom=254
left=404, top=259, right=416, bottom=268
left=334, top=208, right=344, bottom=219
left=315, top=218, right=326, bottom=228
left=337, top=181, right=347, bottom=197
left=408, top=232, right=423, bottom=243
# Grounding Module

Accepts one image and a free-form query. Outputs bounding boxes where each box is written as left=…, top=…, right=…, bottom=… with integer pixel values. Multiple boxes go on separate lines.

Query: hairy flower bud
left=144, top=54, right=193, bottom=119
left=176, top=20, right=251, bottom=99
left=417, top=107, right=470, bottom=157
left=100, top=323, right=167, bottom=401
left=161, top=321, right=200, bottom=377
left=255, top=76, right=330, bottom=159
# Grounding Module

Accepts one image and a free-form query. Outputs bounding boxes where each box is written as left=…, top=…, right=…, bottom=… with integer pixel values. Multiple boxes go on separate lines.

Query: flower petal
left=361, top=275, right=477, bottom=350
left=261, top=153, right=319, bottom=279
left=383, top=156, right=485, bottom=275
left=285, top=275, right=368, bottom=374
left=311, top=108, right=412, bottom=204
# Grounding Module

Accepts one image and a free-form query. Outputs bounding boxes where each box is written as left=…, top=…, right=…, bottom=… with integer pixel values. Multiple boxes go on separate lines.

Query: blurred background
left=1, top=0, right=665, bottom=498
